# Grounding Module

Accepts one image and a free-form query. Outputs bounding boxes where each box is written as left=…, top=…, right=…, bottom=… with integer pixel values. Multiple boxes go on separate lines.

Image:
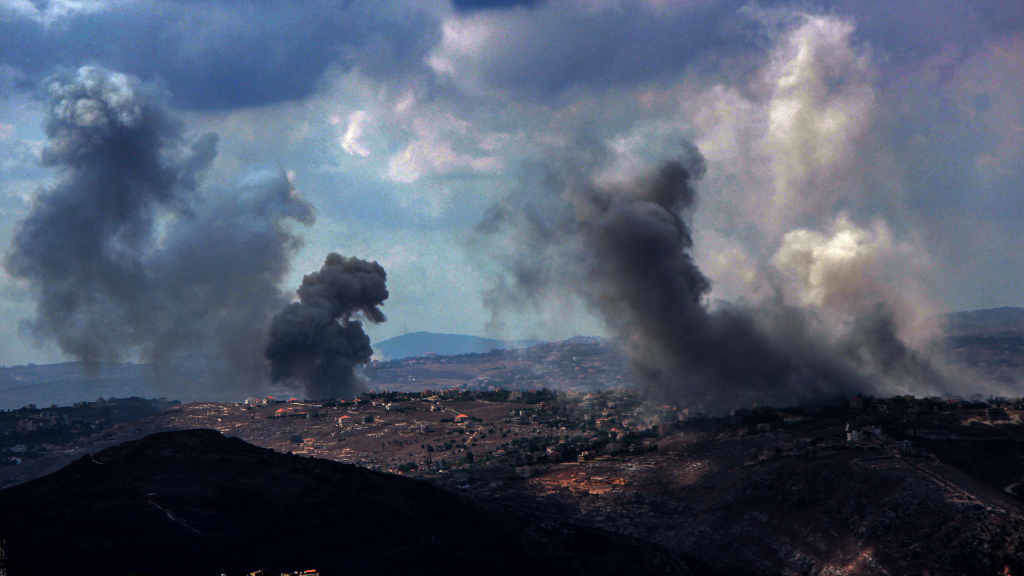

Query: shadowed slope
left=0, top=429, right=686, bottom=575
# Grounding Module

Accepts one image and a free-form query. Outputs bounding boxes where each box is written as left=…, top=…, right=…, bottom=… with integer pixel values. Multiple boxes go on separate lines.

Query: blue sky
left=1, top=0, right=1022, bottom=366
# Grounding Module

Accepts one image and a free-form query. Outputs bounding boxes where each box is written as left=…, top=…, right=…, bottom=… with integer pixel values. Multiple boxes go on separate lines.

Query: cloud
left=951, top=34, right=1024, bottom=180
left=451, top=0, right=543, bottom=12
left=370, top=87, right=508, bottom=184
left=425, top=0, right=752, bottom=100
left=338, top=110, right=373, bottom=158
left=0, top=1, right=441, bottom=109
left=0, top=137, right=41, bottom=174
left=387, top=138, right=502, bottom=183
left=2, top=0, right=1024, bottom=382
left=4, top=66, right=314, bottom=398
left=0, top=0, right=119, bottom=25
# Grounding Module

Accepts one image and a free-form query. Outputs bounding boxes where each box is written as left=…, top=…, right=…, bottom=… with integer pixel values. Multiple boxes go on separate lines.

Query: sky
left=0, top=0, right=1022, bottom=368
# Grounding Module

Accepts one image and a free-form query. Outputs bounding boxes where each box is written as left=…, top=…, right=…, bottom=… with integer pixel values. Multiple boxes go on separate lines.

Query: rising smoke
left=266, top=253, right=388, bottom=399
left=4, top=67, right=314, bottom=397
left=478, top=142, right=956, bottom=412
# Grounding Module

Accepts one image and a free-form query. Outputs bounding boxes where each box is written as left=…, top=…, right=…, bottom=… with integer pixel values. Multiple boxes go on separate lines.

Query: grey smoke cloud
left=4, top=66, right=314, bottom=397
left=478, top=142, right=957, bottom=411
left=266, top=253, right=388, bottom=400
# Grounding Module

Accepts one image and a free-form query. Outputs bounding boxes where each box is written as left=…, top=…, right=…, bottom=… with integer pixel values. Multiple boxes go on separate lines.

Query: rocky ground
left=3, top=391, right=1024, bottom=575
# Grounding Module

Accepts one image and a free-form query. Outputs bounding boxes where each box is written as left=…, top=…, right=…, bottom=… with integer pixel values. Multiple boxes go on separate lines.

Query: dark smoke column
left=4, top=66, right=314, bottom=398
left=266, top=253, right=388, bottom=399
left=477, top=143, right=879, bottom=412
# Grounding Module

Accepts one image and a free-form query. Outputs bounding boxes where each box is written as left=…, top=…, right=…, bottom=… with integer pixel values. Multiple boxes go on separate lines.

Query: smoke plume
left=265, top=253, right=388, bottom=399
left=4, top=67, right=314, bottom=397
left=478, top=143, right=955, bottom=412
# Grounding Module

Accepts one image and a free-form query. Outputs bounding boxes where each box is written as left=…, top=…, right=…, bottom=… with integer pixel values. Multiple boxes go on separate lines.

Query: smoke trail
left=4, top=66, right=314, bottom=397
left=265, top=253, right=388, bottom=399
left=478, top=143, right=953, bottom=411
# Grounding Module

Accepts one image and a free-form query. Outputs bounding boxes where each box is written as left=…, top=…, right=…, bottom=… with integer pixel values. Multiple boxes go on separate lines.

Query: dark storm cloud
left=823, top=0, right=1024, bottom=63
left=452, top=0, right=544, bottom=11
left=266, top=253, right=388, bottom=400
left=4, top=0, right=1018, bottom=114
left=431, top=0, right=1023, bottom=105
left=4, top=66, right=314, bottom=397
left=0, top=1, right=439, bottom=109
left=477, top=143, right=954, bottom=411
left=430, top=0, right=758, bottom=101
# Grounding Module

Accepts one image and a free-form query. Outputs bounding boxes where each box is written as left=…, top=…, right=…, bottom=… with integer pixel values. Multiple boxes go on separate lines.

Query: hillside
left=373, top=331, right=540, bottom=360
left=943, top=307, right=1024, bottom=336
left=0, top=428, right=686, bottom=576
left=3, top=393, right=1024, bottom=575
left=940, top=307, right=1024, bottom=386
left=364, top=336, right=627, bottom=392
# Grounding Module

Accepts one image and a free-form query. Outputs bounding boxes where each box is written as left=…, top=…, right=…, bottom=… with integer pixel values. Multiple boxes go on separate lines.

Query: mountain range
left=3, top=308, right=1024, bottom=410
left=373, top=331, right=541, bottom=360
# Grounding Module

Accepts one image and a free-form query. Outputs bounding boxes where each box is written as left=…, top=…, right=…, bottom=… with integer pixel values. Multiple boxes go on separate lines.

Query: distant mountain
left=374, top=331, right=541, bottom=360
left=0, top=429, right=686, bottom=575
left=939, top=307, right=1024, bottom=386
left=0, top=362, right=155, bottom=411
left=943, top=307, right=1024, bottom=337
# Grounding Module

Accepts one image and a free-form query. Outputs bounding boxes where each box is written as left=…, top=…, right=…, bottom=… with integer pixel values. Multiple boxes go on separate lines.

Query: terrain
left=942, top=308, right=1024, bottom=387
left=5, top=306, right=1024, bottom=410
left=0, top=428, right=684, bottom=576
left=3, top=391, right=1024, bottom=575
left=4, top=308, right=1024, bottom=574
left=363, top=336, right=628, bottom=393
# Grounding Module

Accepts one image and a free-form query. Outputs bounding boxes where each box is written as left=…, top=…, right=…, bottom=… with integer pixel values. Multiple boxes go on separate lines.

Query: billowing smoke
left=266, top=253, right=388, bottom=399
left=478, top=143, right=956, bottom=412
left=472, top=13, right=979, bottom=410
left=4, top=67, right=314, bottom=397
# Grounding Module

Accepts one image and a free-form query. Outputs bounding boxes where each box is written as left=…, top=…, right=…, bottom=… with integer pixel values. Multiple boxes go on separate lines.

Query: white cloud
left=380, top=96, right=506, bottom=184
left=338, top=110, right=372, bottom=158
left=386, top=138, right=501, bottom=183
left=425, top=16, right=495, bottom=83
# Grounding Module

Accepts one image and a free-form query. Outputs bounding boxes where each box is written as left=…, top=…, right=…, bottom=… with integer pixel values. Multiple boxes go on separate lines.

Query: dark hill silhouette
left=0, top=429, right=688, bottom=576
